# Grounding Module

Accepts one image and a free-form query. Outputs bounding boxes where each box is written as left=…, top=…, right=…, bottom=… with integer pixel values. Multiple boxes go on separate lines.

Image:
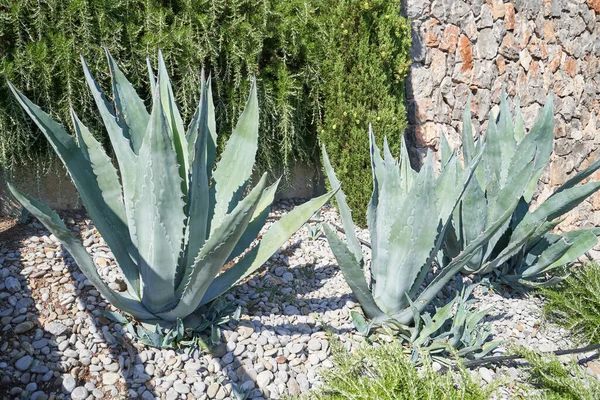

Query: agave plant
left=443, top=90, right=600, bottom=286
left=7, top=50, right=333, bottom=328
left=321, top=126, right=532, bottom=334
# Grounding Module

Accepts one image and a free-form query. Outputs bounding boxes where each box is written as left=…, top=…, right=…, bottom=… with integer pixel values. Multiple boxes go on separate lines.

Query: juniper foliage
left=0, top=0, right=410, bottom=217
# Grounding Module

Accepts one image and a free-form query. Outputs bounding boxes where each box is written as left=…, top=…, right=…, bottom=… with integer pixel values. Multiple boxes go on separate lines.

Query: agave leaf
left=552, top=157, right=600, bottom=196
left=105, top=49, right=149, bottom=154
left=462, top=98, right=475, bottom=167
left=351, top=311, right=374, bottom=336
left=323, top=225, right=389, bottom=322
left=209, top=79, right=259, bottom=233
left=80, top=56, right=139, bottom=244
left=366, top=127, right=385, bottom=292
left=157, top=51, right=189, bottom=191
left=8, top=184, right=155, bottom=321
left=99, top=310, right=129, bottom=324
left=135, top=87, right=186, bottom=313
left=440, top=133, right=452, bottom=167
left=70, top=109, right=125, bottom=224
left=201, top=189, right=335, bottom=306
left=522, top=96, right=555, bottom=201
left=163, top=175, right=268, bottom=320
left=521, top=230, right=597, bottom=278
left=434, top=150, right=460, bottom=222
left=205, top=76, right=218, bottom=178
left=376, top=153, right=438, bottom=315
left=147, top=57, right=157, bottom=94
left=322, top=143, right=362, bottom=262
left=226, top=179, right=280, bottom=264
left=516, top=181, right=600, bottom=238
left=183, top=78, right=211, bottom=276
left=415, top=299, right=455, bottom=346
left=513, top=96, right=524, bottom=142
left=458, top=173, right=487, bottom=271
left=399, top=135, right=416, bottom=195
left=8, top=82, right=140, bottom=297
left=497, top=88, right=516, bottom=187
left=482, top=114, right=501, bottom=189
left=371, top=138, right=403, bottom=301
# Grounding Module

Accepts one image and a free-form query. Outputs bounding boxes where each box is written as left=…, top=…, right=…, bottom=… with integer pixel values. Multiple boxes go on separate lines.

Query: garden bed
left=0, top=202, right=598, bottom=400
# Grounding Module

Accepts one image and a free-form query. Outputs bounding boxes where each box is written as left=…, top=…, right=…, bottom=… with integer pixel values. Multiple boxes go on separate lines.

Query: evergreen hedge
left=0, top=0, right=410, bottom=224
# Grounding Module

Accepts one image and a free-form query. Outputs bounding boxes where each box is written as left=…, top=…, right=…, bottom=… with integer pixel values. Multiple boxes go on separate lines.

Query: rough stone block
left=456, top=34, right=473, bottom=72
left=543, top=20, right=556, bottom=43
left=430, top=49, right=447, bottom=85
left=425, top=19, right=441, bottom=47
left=477, top=28, right=498, bottom=59
left=492, top=0, right=506, bottom=19
left=505, top=3, right=516, bottom=30
left=409, top=65, right=433, bottom=99
left=439, top=24, right=460, bottom=52
left=499, top=33, right=519, bottom=60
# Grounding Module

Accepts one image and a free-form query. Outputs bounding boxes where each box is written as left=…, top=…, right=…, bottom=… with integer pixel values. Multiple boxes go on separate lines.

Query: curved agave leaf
left=106, top=48, right=149, bottom=154
left=552, top=157, right=600, bottom=196
left=201, top=189, right=336, bottom=306
left=80, top=55, right=139, bottom=245
left=322, top=143, right=362, bottom=262
left=7, top=82, right=140, bottom=297
left=182, top=77, right=211, bottom=276
left=157, top=50, right=189, bottom=188
left=209, top=79, right=259, bottom=233
left=520, top=230, right=597, bottom=279
left=323, top=225, right=388, bottom=322
left=8, top=184, right=154, bottom=320
left=225, top=179, right=280, bottom=264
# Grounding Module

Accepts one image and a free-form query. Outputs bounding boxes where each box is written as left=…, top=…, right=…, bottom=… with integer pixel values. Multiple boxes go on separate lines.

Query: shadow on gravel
left=0, top=218, right=62, bottom=399
left=0, top=214, right=158, bottom=399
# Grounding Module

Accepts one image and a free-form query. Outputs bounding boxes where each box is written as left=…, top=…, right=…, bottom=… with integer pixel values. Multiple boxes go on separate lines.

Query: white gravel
left=0, top=201, right=598, bottom=399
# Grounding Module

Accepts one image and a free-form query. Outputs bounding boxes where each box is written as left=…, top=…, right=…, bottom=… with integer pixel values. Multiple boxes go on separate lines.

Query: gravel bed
left=0, top=200, right=598, bottom=399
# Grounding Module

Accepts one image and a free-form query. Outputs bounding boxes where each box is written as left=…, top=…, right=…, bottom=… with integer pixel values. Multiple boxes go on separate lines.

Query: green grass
left=540, top=262, right=600, bottom=345
left=296, top=339, right=497, bottom=400
left=518, top=348, right=600, bottom=400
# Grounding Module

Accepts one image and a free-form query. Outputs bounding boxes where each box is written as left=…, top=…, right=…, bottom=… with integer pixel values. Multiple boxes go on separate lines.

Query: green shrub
left=0, top=0, right=410, bottom=209
left=519, top=348, right=600, bottom=400
left=540, top=262, right=600, bottom=345
left=0, top=0, right=317, bottom=175
left=318, top=0, right=411, bottom=226
left=297, top=339, right=496, bottom=400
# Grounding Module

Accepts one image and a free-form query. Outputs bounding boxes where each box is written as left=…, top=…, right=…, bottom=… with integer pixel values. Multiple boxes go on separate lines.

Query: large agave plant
left=321, top=127, right=531, bottom=331
left=443, top=90, right=600, bottom=286
left=7, top=51, right=333, bottom=327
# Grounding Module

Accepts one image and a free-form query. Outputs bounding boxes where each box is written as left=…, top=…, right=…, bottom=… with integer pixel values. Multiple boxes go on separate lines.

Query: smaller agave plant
left=443, top=90, right=600, bottom=286
left=7, top=50, right=334, bottom=331
left=321, top=127, right=528, bottom=357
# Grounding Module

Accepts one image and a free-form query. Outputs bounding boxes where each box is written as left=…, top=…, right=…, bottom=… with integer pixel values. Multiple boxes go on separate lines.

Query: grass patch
left=519, top=348, right=600, bottom=400
left=297, top=339, right=497, bottom=400
left=540, top=262, right=600, bottom=345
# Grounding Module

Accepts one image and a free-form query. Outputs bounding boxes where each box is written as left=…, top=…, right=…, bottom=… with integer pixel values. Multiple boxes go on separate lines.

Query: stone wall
left=404, top=0, right=600, bottom=229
